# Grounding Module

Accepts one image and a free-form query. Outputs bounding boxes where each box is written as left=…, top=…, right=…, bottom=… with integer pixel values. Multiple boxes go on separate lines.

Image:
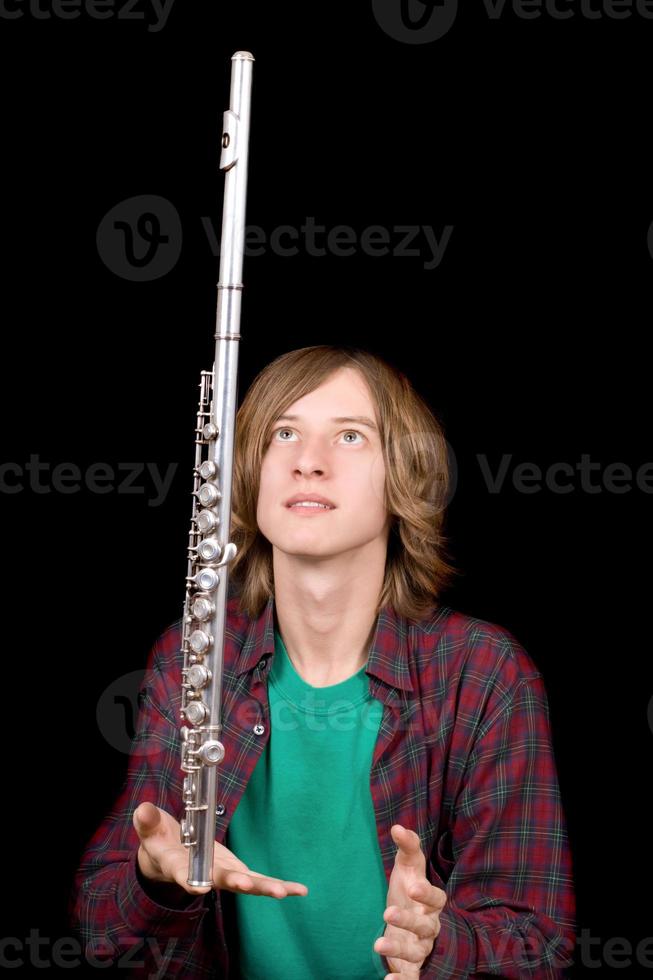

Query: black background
left=1, top=0, right=651, bottom=975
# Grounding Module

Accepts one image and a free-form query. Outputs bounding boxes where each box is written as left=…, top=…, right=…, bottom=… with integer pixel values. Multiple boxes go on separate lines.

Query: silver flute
left=179, top=50, right=254, bottom=888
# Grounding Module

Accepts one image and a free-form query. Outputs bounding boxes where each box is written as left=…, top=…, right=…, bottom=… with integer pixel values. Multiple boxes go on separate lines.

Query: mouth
left=284, top=494, right=336, bottom=510
left=285, top=502, right=336, bottom=515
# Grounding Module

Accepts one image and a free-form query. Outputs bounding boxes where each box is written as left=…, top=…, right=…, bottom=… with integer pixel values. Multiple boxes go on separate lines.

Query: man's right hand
left=133, top=801, right=309, bottom=899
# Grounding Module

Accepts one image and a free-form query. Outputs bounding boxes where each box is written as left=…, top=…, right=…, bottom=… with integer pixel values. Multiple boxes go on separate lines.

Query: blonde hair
left=229, top=345, right=460, bottom=622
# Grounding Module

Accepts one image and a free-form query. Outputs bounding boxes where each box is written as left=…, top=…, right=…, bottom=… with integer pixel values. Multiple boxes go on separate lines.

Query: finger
left=390, top=824, right=425, bottom=868
left=133, top=802, right=162, bottom=838
left=384, top=907, right=439, bottom=940
left=240, top=873, right=309, bottom=897
left=218, top=868, right=309, bottom=898
left=222, top=863, right=309, bottom=895
left=406, top=878, right=447, bottom=911
left=390, top=824, right=421, bottom=851
left=243, top=867, right=309, bottom=892
left=227, top=873, right=307, bottom=898
left=374, top=932, right=423, bottom=965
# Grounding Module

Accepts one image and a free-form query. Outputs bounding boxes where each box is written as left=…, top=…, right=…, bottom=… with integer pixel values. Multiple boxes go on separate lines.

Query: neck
left=271, top=541, right=386, bottom=686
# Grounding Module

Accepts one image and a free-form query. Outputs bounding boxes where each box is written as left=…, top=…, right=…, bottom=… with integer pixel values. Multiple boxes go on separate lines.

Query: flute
left=178, top=50, right=254, bottom=888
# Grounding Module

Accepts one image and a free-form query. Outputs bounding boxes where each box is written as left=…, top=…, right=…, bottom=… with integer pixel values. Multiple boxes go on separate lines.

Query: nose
left=293, top=460, right=325, bottom=478
left=291, top=435, right=328, bottom=478
left=294, top=465, right=324, bottom=478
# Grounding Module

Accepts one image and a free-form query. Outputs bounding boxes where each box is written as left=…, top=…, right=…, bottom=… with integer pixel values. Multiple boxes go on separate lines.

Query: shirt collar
left=235, top=593, right=416, bottom=693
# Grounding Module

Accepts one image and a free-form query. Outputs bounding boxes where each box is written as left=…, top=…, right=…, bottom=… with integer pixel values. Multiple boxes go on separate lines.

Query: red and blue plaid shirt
left=69, top=594, right=576, bottom=978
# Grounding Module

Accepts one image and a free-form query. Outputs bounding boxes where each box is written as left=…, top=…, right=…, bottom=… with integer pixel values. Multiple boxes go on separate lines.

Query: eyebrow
left=274, top=414, right=378, bottom=432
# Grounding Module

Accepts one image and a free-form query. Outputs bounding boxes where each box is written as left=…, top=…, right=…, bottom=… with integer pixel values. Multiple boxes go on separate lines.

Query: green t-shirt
left=227, top=628, right=389, bottom=979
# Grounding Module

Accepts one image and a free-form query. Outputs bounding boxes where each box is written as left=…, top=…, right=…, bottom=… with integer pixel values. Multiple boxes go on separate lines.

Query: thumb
left=133, top=801, right=161, bottom=839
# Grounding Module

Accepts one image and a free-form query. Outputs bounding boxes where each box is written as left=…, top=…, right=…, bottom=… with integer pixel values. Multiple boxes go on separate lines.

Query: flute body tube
left=179, top=51, right=254, bottom=888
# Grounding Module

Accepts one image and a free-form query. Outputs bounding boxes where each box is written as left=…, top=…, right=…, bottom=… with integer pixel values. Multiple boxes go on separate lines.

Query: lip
left=285, top=493, right=336, bottom=509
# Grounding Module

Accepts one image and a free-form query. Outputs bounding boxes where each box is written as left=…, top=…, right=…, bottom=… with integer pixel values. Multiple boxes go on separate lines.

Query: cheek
left=255, top=465, right=269, bottom=517
left=258, top=456, right=274, bottom=495
left=367, top=453, right=387, bottom=510
left=255, top=493, right=274, bottom=537
left=257, top=458, right=282, bottom=519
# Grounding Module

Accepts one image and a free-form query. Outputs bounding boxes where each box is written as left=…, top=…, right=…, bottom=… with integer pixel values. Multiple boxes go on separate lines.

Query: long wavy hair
left=229, top=345, right=460, bottom=622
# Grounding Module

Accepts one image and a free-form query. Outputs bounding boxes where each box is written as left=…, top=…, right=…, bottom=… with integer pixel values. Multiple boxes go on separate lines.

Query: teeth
left=291, top=501, right=330, bottom=508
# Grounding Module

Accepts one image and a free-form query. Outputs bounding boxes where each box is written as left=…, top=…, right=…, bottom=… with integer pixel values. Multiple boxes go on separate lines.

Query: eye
left=341, top=430, right=364, bottom=444
left=271, top=428, right=365, bottom=444
left=274, top=428, right=296, bottom=441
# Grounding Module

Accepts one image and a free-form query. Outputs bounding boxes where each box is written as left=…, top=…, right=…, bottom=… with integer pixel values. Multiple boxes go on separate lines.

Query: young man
left=69, top=346, right=576, bottom=978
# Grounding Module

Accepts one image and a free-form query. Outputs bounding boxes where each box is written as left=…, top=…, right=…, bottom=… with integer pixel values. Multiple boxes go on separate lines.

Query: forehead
left=278, top=367, right=377, bottom=420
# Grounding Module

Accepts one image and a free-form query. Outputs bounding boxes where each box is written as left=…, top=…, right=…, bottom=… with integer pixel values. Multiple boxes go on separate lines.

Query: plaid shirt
left=69, top=594, right=576, bottom=978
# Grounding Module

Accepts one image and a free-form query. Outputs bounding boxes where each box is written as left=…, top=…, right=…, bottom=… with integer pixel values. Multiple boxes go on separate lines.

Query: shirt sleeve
left=66, top=629, right=220, bottom=977
left=420, top=675, right=576, bottom=978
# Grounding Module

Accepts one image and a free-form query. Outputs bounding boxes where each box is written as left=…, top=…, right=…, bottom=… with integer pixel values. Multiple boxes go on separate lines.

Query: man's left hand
left=374, top=824, right=447, bottom=978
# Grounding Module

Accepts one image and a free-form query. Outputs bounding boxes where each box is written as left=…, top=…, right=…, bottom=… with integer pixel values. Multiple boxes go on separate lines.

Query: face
left=256, top=367, right=391, bottom=562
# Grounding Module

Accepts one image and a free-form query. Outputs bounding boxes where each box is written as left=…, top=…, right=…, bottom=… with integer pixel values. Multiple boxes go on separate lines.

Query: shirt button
left=253, top=723, right=265, bottom=735
left=216, top=804, right=225, bottom=816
